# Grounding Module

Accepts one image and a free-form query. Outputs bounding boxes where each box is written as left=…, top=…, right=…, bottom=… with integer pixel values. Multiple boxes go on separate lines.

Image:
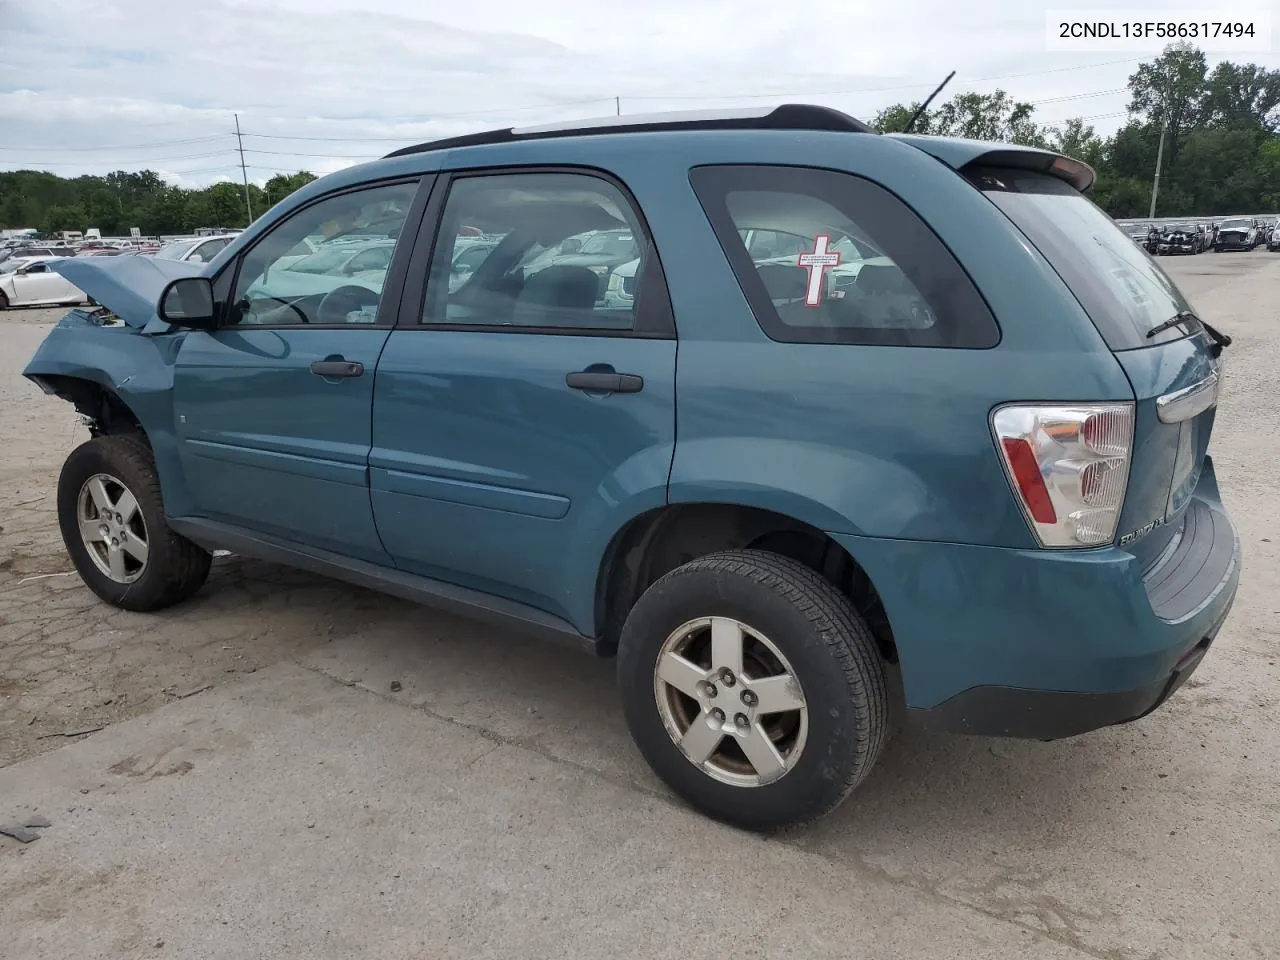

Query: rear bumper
left=828, top=459, right=1240, bottom=740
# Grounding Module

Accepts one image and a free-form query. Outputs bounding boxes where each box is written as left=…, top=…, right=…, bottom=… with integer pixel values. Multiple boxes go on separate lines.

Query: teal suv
left=25, top=105, right=1240, bottom=830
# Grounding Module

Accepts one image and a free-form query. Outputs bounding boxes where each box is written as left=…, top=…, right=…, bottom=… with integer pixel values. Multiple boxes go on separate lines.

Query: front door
left=172, top=178, right=425, bottom=563
left=370, top=170, right=678, bottom=632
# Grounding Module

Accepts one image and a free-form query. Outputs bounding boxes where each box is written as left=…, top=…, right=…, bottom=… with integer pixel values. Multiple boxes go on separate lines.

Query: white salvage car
left=0, top=257, right=88, bottom=309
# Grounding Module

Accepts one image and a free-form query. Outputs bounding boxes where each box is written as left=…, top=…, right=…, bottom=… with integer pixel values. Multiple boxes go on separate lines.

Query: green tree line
left=0, top=170, right=317, bottom=236
left=875, top=44, right=1280, bottom=217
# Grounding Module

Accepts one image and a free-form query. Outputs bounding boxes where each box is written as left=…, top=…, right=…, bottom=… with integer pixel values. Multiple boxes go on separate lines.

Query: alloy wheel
left=76, top=472, right=149, bottom=583
left=653, top=616, right=808, bottom=787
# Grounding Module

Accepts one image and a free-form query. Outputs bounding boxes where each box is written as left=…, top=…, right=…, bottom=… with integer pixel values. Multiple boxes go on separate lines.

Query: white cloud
left=0, top=0, right=1275, bottom=185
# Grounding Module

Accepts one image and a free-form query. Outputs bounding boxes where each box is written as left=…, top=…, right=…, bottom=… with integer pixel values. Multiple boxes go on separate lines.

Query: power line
left=0, top=150, right=234, bottom=167
left=240, top=147, right=378, bottom=158
left=618, top=57, right=1146, bottom=102
left=0, top=134, right=233, bottom=153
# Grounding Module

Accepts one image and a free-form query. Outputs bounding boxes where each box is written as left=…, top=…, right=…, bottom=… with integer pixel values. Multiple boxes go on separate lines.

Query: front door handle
left=311, top=358, right=364, bottom=379
left=565, top=370, right=644, bottom=393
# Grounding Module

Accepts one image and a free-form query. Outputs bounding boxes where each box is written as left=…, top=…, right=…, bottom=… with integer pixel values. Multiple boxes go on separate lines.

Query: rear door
left=369, top=169, right=678, bottom=632
left=171, top=178, right=428, bottom=563
left=969, top=166, right=1224, bottom=569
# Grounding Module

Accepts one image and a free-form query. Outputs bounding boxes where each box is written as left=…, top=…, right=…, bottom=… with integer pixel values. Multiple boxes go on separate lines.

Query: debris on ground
left=0, top=824, right=41, bottom=843
left=389, top=681, right=402, bottom=692
left=36, top=725, right=104, bottom=740
left=166, top=683, right=212, bottom=700
left=17, top=571, right=74, bottom=585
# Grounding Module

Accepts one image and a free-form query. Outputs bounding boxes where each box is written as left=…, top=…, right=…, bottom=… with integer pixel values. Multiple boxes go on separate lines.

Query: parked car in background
left=152, top=234, right=238, bottom=265
left=0, top=244, right=66, bottom=265
left=1215, top=217, right=1259, bottom=251
left=448, top=237, right=502, bottom=292
left=24, top=104, right=1240, bottom=831
left=0, top=257, right=86, bottom=308
left=1267, top=220, right=1280, bottom=251
left=521, top=227, right=640, bottom=297
left=1158, top=224, right=1198, bottom=255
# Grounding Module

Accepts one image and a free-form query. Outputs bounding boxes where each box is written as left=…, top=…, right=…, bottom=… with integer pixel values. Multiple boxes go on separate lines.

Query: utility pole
left=615, top=96, right=621, bottom=116
left=234, top=113, right=253, bottom=224
left=1148, top=111, right=1168, bottom=219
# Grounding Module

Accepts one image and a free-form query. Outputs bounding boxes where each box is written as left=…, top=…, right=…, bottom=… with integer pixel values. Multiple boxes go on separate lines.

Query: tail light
left=992, top=403, right=1134, bottom=548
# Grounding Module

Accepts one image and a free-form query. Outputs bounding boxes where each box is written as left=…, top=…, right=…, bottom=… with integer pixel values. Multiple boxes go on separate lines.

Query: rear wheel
left=617, top=549, right=889, bottom=831
left=0, top=290, right=8, bottom=309
left=57, top=435, right=211, bottom=611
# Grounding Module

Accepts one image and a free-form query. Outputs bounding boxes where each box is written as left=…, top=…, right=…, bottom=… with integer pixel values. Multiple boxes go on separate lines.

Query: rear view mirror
left=158, top=276, right=217, bottom=330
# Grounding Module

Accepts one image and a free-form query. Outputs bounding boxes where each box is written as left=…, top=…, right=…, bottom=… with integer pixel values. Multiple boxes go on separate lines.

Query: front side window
left=229, top=180, right=418, bottom=326
left=691, top=165, right=998, bottom=348
left=421, top=172, right=650, bottom=332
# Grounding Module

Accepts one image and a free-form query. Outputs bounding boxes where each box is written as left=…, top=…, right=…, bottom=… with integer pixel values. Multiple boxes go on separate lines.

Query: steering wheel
left=239, top=295, right=310, bottom=325
left=316, top=285, right=381, bottom=325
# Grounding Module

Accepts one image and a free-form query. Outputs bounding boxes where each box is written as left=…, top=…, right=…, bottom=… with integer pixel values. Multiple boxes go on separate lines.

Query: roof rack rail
left=382, top=103, right=876, bottom=159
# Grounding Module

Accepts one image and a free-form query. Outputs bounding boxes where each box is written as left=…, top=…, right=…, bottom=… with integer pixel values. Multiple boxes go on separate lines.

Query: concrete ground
left=1, top=252, right=1278, bottom=960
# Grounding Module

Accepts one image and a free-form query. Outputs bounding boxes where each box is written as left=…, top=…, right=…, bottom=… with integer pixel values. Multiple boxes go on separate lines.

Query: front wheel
left=57, top=434, right=212, bottom=611
left=617, top=549, right=889, bottom=831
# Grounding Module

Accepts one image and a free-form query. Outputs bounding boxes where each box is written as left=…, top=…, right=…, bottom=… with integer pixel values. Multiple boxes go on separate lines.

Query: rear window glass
left=967, top=166, right=1195, bottom=350
left=690, top=165, right=999, bottom=348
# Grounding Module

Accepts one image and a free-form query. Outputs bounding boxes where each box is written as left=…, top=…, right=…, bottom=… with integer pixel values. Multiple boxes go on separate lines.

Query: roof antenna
left=902, top=70, right=956, bottom=134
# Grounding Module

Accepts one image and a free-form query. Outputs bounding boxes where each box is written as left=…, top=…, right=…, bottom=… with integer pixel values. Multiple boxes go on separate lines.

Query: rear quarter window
left=689, top=164, right=999, bottom=348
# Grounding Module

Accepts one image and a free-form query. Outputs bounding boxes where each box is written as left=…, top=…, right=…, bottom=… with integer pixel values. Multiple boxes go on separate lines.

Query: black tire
left=617, top=549, right=889, bottom=831
left=0, top=290, right=8, bottom=309
left=57, top=434, right=211, bottom=611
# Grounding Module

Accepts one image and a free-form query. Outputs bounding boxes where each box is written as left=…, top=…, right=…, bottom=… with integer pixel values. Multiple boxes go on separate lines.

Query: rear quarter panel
left=587, top=131, right=1134, bottom=546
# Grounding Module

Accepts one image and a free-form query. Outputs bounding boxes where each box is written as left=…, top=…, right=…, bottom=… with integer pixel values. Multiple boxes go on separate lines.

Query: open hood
left=50, top=255, right=203, bottom=328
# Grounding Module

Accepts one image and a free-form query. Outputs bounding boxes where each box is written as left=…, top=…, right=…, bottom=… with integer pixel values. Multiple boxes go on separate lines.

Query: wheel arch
left=28, top=373, right=148, bottom=439
left=594, top=502, right=897, bottom=665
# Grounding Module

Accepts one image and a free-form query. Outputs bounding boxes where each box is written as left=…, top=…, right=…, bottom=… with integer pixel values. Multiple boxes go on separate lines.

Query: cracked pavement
left=2, top=253, right=1279, bottom=960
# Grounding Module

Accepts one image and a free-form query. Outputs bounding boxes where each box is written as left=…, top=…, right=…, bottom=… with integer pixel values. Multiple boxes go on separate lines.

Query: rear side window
left=690, top=165, right=999, bottom=348
left=967, top=166, right=1195, bottom=350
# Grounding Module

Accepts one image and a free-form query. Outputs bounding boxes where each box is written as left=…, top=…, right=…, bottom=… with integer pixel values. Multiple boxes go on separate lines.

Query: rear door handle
left=310, top=358, right=364, bottom=379
left=565, top=371, right=644, bottom=394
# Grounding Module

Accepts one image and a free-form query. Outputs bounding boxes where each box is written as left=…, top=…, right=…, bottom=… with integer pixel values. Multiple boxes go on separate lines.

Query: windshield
left=969, top=166, right=1195, bottom=350
left=1220, top=218, right=1251, bottom=229
left=154, top=239, right=199, bottom=260
left=577, top=233, right=635, bottom=256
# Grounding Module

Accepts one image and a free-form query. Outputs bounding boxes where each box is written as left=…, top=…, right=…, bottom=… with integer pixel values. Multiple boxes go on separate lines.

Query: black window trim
left=395, top=164, right=676, bottom=340
left=215, top=174, right=433, bottom=332
left=689, top=163, right=1001, bottom=349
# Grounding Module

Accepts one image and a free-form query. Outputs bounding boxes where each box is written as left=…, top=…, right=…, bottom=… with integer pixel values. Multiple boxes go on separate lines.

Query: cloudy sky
left=1, top=0, right=1276, bottom=187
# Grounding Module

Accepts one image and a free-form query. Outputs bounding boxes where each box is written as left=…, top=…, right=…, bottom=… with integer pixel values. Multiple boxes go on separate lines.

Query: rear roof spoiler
left=887, top=134, right=1096, bottom=192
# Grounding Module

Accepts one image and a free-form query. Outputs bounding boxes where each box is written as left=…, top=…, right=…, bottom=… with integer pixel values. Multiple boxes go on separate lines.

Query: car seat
left=510, top=265, right=600, bottom=327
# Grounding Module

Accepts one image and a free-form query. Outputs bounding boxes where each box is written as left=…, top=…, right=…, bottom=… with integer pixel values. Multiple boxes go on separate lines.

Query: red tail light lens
left=999, top=437, right=1057, bottom=523
left=992, top=403, right=1135, bottom=548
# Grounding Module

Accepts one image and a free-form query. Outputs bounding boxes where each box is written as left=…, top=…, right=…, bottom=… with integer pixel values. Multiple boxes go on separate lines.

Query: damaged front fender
left=24, top=307, right=198, bottom=518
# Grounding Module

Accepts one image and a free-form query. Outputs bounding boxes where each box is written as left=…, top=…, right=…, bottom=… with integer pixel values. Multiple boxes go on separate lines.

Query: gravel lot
left=1, top=253, right=1278, bottom=959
